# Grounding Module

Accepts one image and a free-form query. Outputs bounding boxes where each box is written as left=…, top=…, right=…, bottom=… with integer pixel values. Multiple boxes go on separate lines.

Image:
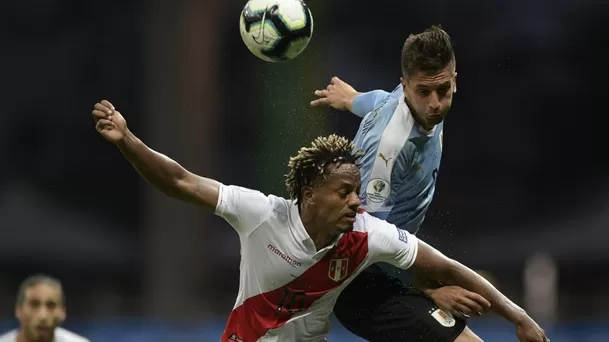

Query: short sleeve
left=365, top=213, right=419, bottom=269
left=351, top=90, right=391, bottom=118
left=215, top=184, right=273, bottom=236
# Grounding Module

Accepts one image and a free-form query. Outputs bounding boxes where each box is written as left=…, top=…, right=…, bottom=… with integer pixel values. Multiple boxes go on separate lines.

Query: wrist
left=422, top=287, right=436, bottom=297
left=116, top=129, right=136, bottom=150
left=509, top=308, right=530, bottom=326
left=347, top=92, right=361, bottom=112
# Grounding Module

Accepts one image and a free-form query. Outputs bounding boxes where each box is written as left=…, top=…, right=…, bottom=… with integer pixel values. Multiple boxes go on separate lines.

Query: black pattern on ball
left=242, top=1, right=312, bottom=61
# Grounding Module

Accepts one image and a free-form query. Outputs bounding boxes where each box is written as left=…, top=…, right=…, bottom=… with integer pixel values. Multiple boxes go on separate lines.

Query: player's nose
left=429, top=92, right=441, bottom=111
left=348, top=192, right=361, bottom=208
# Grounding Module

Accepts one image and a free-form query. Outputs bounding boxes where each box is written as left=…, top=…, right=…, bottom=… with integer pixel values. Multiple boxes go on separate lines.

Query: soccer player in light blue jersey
left=312, top=26, right=487, bottom=342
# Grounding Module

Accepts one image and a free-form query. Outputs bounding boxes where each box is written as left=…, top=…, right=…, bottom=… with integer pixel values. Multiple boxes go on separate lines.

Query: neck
left=17, top=330, right=52, bottom=342
left=404, top=97, right=434, bottom=131
left=299, top=204, right=338, bottom=250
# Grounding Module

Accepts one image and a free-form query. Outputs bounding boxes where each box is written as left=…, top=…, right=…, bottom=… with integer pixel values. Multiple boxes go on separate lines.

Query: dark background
left=0, top=0, right=608, bottom=340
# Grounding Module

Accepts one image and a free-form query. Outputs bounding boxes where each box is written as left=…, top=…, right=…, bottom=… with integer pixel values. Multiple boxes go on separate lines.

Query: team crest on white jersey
left=328, top=258, right=349, bottom=282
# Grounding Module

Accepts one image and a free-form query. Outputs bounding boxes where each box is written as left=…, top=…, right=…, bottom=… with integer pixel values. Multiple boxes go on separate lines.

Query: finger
left=331, top=76, right=342, bottom=84
left=310, top=98, right=328, bottom=107
left=96, top=119, right=115, bottom=131
left=92, top=109, right=109, bottom=119
left=326, top=84, right=334, bottom=91
left=94, top=103, right=113, bottom=115
left=101, top=100, right=115, bottom=111
left=465, top=291, right=491, bottom=309
left=448, top=308, right=469, bottom=320
left=453, top=302, right=478, bottom=317
left=314, top=89, right=329, bottom=98
left=458, top=297, right=485, bottom=315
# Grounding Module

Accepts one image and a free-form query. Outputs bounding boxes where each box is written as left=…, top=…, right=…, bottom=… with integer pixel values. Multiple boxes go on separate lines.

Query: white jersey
left=0, top=327, right=89, bottom=342
left=215, top=184, right=419, bottom=342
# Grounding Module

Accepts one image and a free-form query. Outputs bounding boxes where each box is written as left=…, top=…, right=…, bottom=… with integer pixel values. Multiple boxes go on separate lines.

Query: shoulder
left=0, top=330, right=16, bottom=342
left=389, top=84, right=404, bottom=96
left=56, top=327, right=90, bottom=342
left=353, top=209, right=389, bottom=233
left=354, top=210, right=408, bottom=242
left=216, top=184, right=290, bottom=236
left=216, top=184, right=278, bottom=217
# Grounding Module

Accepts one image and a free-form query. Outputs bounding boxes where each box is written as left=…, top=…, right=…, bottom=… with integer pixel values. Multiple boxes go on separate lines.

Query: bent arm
left=351, top=90, right=391, bottom=118
left=411, top=240, right=527, bottom=324
left=117, top=130, right=219, bottom=211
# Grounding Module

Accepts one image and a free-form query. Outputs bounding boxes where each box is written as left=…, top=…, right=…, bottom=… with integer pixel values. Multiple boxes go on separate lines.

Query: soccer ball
left=239, top=0, right=314, bottom=62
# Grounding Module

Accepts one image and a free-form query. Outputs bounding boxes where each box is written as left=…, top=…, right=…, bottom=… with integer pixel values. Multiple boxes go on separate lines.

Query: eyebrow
left=417, top=81, right=451, bottom=89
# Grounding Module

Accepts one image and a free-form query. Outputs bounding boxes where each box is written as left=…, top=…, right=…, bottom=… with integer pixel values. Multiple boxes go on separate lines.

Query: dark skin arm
left=412, top=240, right=549, bottom=342
left=92, top=100, right=220, bottom=211
left=413, top=277, right=490, bottom=319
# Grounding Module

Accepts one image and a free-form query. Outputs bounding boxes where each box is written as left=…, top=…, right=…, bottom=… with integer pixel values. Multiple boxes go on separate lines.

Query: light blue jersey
left=351, top=85, right=444, bottom=234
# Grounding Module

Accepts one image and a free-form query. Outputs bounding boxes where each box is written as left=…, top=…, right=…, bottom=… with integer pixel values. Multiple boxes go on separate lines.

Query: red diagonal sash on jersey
left=221, top=231, right=369, bottom=342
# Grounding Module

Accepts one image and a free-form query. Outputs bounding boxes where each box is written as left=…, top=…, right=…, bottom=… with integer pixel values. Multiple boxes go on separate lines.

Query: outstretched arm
left=117, top=131, right=220, bottom=211
left=368, top=215, right=548, bottom=342
left=311, top=77, right=390, bottom=118
left=92, top=100, right=219, bottom=211
left=412, top=240, right=525, bottom=323
left=412, top=240, right=548, bottom=342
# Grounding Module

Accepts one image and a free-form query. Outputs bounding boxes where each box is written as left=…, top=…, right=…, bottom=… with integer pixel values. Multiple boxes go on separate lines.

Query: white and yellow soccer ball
left=239, top=0, right=314, bottom=62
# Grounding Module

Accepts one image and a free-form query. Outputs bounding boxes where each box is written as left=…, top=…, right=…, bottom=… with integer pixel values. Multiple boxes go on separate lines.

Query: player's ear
left=301, top=187, right=314, bottom=204
left=453, top=72, right=457, bottom=93
left=15, top=305, right=22, bottom=320
left=57, top=307, right=66, bottom=323
left=400, top=76, right=407, bottom=89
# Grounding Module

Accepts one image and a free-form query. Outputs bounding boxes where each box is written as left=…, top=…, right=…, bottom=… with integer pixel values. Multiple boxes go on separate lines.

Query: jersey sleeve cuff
left=214, top=183, right=227, bottom=217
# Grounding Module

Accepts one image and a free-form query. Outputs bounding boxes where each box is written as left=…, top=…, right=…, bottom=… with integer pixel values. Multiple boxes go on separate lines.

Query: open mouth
left=344, top=213, right=356, bottom=222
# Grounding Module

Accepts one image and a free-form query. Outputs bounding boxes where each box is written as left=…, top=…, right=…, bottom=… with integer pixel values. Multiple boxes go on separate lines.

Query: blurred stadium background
left=1, top=0, right=608, bottom=340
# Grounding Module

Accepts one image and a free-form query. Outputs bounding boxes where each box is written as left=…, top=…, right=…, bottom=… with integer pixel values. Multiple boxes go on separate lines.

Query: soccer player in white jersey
left=91, top=100, right=547, bottom=342
left=311, top=26, right=485, bottom=341
left=0, top=275, right=90, bottom=342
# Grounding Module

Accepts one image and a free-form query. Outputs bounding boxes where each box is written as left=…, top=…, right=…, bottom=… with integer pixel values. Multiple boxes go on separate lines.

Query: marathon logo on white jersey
left=328, top=258, right=349, bottom=282
left=268, top=244, right=302, bottom=267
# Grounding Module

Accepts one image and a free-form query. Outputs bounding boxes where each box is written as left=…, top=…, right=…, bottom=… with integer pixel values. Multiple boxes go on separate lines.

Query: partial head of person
left=15, top=275, right=66, bottom=342
left=285, top=134, right=365, bottom=239
left=400, top=25, right=457, bottom=130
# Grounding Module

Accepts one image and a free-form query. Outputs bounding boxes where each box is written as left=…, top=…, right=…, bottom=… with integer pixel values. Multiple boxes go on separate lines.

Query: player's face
left=311, top=163, right=361, bottom=233
left=401, top=65, right=457, bottom=130
left=16, top=283, right=65, bottom=342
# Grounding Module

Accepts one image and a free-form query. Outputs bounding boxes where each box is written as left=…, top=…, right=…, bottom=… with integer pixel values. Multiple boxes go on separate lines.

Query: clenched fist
left=92, top=100, right=128, bottom=144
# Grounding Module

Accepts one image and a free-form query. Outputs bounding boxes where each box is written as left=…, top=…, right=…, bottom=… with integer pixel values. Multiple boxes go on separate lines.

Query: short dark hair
left=285, top=134, right=364, bottom=204
left=16, top=274, right=64, bottom=306
left=401, top=25, right=456, bottom=78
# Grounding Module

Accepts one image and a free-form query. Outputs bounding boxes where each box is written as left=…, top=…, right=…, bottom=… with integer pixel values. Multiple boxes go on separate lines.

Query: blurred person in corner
left=0, top=275, right=89, bottom=342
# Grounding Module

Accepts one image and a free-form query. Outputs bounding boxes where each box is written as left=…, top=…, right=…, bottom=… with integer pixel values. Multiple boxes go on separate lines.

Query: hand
left=426, top=286, right=491, bottom=320
left=515, top=316, right=549, bottom=342
left=92, top=100, right=128, bottom=144
left=310, top=76, right=359, bottom=111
